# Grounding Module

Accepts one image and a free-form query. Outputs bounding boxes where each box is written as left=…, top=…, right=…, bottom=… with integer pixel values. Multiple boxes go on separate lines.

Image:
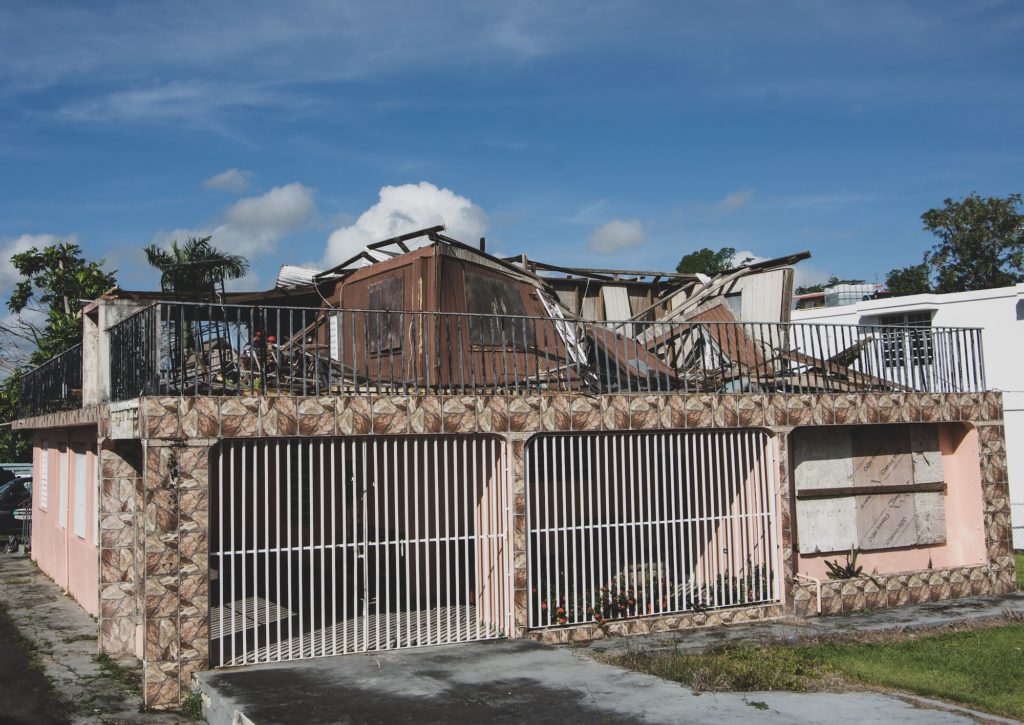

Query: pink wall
left=31, top=429, right=99, bottom=617
left=796, top=424, right=986, bottom=580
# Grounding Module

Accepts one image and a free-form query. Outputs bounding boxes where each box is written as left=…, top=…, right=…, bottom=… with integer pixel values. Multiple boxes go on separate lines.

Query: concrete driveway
left=195, top=638, right=1012, bottom=724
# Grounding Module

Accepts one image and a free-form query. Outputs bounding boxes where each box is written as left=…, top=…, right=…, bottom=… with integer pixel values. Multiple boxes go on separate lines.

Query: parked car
left=0, top=476, right=31, bottom=536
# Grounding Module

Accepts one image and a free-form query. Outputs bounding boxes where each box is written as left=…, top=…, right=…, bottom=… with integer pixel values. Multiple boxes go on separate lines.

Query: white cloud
left=731, top=249, right=767, bottom=266
left=204, top=168, right=253, bottom=192
left=153, top=182, right=317, bottom=259
left=0, top=233, right=61, bottom=292
left=713, top=189, right=754, bottom=213
left=587, top=219, right=647, bottom=255
left=324, top=182, right=488, bottom=266
left=793, top=261, right=831, bottom=290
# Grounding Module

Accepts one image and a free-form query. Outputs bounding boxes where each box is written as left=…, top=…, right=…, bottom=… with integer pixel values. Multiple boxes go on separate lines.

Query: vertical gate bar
left=240, top=443, right=247, bottom=662
left=442, top=439, right=452, bottom=641
left=263, top=441, right=270, bottom=661
left=656, top=433, right=669, bottom=614
left=737, top=430, right=753, bottom=606
left=275, top=441, right=282, bottom=660
left=611, top=434, right=621, bottom=612
left=286, top=442, right=293, bottom=660
left=695, top=433, right=708, bottom=608
left=403, top=439, right=411, bottom=648
left=413, top=439, right=422, bottom=647
left=640, top=434, right=652, bottom=614
left=227, top=443, right=237, bottom=663
left=594, top=435, right=606, bottom=621
left=558, top=435, right=568, bottom=622
left=585, top=436, right=595, bottom=626
left=752, top=432, right=767, bottom=600
left=472, top=438, right=481, bottom=639
left=568, top=436, right=578, bottom=622
left=364, top=438, right=372, bottom=647
left=218, top=444, right=225, bottom=667
left=431, top=438, right=440, bottom=645
left=719, top=433, right=732, bottom=607
left=319, top=441, right=326, bottom=655
left=627, top=433, right=639, bottom=604
left=383, top=439, right=393, bottom=649
left=373, top=441, right=381, bottom=650
left=391, top=439, right=400, bottom=648
left=331, top=439, right=337, bottom=656
left=340, top=440, right=349, bottom=654
left=459, top=437, right=468, bottom=641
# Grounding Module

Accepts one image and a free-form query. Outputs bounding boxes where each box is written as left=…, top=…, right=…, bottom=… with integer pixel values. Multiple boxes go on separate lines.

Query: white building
left=792, top=283, right=1024, bottom=548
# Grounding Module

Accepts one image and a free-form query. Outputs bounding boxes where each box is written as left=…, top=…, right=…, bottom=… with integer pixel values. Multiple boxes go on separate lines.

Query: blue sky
left=1, top=0, right=1022, bottom=295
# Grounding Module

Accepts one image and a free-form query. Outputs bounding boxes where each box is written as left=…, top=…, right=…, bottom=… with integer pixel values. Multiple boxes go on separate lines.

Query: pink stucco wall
left=797, top=424, right=986, bottom=580
left=31, top=430, right=99, bottom=617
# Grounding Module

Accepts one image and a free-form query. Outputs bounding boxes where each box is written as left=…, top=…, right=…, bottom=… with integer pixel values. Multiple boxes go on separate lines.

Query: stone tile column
left=98, top=439, right=143, bottom=656
left=141, top=439, right=211, bottom=709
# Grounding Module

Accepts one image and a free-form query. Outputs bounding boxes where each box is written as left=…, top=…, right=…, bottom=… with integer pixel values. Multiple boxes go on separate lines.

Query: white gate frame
left=524, top=429, right=782, bottom=630
left=210, top=435, right=512, bottom=667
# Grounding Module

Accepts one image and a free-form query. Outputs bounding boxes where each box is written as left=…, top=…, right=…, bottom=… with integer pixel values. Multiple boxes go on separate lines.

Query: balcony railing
left=17, top=343, right=84, bottom=418
left=105, top=301, right=986, bottom=400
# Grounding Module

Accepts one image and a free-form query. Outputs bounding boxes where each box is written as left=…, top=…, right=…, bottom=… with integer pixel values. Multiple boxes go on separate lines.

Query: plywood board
left=911, top=426, right=943, bottom=484
left=601, top=286, right=632, bottom=336
left=793, top=427, right=854, bottom=490
left=856, top=492, right=918, bottom=550
left=796, top=496, right=857, bottom=553
left=914, top=491, right=947, bottom=544
left=851, top=426, right=913, bottom=487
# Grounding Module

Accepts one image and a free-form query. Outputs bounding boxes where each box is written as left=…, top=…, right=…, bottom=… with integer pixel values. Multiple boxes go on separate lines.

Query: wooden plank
left=795, top=482, right=946, bottom=499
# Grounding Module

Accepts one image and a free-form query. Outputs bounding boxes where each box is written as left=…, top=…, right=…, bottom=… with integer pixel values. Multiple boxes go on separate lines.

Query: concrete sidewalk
left=0, top=553, right=192, bottom=724
left=196, top=594, right=1024, bottom=725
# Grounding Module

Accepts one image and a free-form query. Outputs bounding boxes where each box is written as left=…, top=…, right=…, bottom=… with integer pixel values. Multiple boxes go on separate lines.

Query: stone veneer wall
left=63, top=390, right=1013, bottom=708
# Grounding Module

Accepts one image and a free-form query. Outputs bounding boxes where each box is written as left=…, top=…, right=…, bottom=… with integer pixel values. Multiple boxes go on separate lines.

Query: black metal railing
left=109, top=304, right=160, bottom=400
left=17, top=344, right=84, bottom=417
left=106, top=301, right=986, bottom=400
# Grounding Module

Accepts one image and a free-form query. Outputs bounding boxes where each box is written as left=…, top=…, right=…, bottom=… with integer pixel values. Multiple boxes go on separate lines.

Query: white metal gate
left=210, top=435, right=510, bottom=666
left=525, top=430, right=780, bottom=629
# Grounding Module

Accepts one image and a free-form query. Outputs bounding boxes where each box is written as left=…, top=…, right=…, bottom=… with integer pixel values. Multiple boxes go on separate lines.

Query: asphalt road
left=0, top=602, right=69, bottom=725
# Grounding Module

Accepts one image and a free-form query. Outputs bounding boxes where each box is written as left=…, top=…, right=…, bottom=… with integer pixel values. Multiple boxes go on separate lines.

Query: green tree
left=676, top=247, right=740, bottom=275
left=143, top=236, right=249, bottom=297
left=920, top=193, right=1024, bottom=293
left=7, top=241, right=117, bottom=364
left=885, top=263, right=932, bottom=296
left=0, top=375, right=30, bottom=462
left=1, top=242, right=115, bottom=460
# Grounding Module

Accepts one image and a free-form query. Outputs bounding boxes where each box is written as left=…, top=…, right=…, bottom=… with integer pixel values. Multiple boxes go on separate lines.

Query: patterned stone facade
left=82, top=390, right=1014, bottom=708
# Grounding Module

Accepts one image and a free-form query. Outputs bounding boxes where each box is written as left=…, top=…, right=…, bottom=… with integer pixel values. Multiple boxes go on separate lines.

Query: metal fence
left=525, top=430, right=781, bottom=629
left=210, top=435, right=510, bottom=666
left=106, top=301, right=986, bottom=400
left=16, top=344, right=83, bottom=418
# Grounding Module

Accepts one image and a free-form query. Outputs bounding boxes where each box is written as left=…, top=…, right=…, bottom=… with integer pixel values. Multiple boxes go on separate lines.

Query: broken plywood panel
left=911, top=426, right=944, bottom=484
left=914, top=491, right=947, bottom=544
left=856, top=492, right=918, bottom=550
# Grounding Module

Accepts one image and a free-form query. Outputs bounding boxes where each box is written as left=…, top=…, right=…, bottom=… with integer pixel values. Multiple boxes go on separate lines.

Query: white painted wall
left=793, top=283, right=1024, bottom=549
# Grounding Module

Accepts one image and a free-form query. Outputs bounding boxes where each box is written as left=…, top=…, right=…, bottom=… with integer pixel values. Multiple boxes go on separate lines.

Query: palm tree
left=143, top=235, right=249, bottom=298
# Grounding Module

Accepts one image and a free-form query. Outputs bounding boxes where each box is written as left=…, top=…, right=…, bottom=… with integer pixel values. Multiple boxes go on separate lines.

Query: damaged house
left=12, top=226, right=1014, bottom=708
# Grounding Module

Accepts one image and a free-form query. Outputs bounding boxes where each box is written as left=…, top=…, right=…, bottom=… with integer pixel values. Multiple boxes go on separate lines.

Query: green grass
left=799, top=624, right=1024, bottom=720
left=1015, top=551, right=1023, bottom=590
left=612, top=623, right=1024, bottom=720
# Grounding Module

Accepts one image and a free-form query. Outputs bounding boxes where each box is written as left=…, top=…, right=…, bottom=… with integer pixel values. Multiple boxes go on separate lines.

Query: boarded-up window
left=465, top=270, right=535, bottom=348
left=367, top=275, right=404, bottom=354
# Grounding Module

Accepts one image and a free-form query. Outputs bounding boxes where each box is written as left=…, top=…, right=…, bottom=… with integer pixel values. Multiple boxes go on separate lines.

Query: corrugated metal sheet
left=276, top=265, right=322, bottom=290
